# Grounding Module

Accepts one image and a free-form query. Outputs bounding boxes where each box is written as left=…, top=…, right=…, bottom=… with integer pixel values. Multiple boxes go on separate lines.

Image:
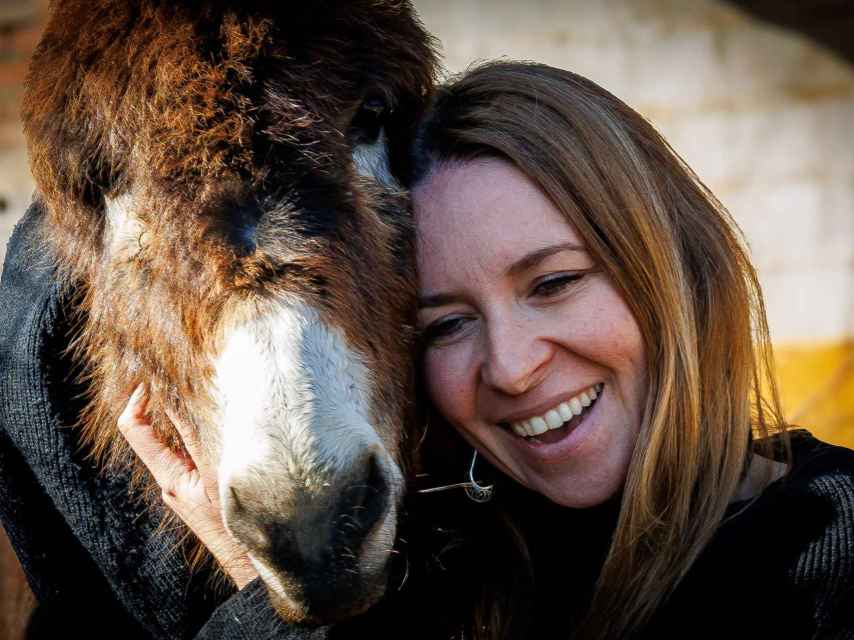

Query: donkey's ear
left=21, top=7, right=126, bottom=281
left=23, top=93, right=121, bottom=282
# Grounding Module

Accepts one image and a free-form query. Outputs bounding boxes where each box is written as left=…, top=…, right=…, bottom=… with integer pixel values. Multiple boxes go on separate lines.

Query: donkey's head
left=23, top=0, right=436, bottom=623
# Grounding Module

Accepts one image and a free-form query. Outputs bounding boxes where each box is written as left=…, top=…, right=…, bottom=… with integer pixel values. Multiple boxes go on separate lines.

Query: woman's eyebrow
left=418, top=242, right=585, bottom=310
left=505, top=242, right=586, bottom=277
left=418, top=292, right=461, bottom=309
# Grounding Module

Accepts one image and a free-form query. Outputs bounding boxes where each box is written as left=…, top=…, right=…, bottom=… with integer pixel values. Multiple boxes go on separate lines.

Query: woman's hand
left=117, top=385, right=259, bottom=589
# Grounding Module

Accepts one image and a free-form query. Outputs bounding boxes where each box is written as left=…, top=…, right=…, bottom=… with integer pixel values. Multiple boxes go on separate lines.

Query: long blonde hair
left=410, top=61, right=788, bottom=639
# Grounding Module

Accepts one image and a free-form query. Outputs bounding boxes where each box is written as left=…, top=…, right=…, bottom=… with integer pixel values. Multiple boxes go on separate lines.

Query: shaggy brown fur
left=21, top=0, right=437, bottom=617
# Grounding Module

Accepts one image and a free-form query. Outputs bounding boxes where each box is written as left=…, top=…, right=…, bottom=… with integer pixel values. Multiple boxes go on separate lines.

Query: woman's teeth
left=509, top=383, right=603, bottom=438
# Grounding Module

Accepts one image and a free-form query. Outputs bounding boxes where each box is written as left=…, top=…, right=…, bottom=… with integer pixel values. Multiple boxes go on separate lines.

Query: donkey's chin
left=265, top=562, right=392, bottom=626
left=255, top=540, right=397, bottom=624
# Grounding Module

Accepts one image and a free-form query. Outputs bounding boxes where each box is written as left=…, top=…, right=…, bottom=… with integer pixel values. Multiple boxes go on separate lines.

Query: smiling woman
left=415, top=158, right=648, bottom=510
left=406, top=61, right=854, bottom=639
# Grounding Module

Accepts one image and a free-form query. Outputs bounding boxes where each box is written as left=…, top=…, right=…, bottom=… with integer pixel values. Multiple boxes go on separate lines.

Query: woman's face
left=414, top=158, right=648, bottom=508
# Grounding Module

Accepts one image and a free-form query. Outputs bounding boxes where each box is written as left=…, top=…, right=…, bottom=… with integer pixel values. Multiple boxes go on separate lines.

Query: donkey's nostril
left=226, top=486, right=243, bottom=513
left=339, top=451, right=390, bottom=542
left=223, top=484, right=271, bottom=554
left=223, top=485, right=245, bottom=521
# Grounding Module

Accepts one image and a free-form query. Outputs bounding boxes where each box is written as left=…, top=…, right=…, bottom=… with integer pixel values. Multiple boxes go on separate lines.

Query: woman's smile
left=415, top=157, right=648, bottom=508
left=497, top=382, right=602, bottom=439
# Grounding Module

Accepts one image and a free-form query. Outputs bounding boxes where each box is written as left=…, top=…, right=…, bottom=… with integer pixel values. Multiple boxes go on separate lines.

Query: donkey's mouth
left=262, top=552, right=393, bottom=625
left=221, top=444, right=402, bottom=625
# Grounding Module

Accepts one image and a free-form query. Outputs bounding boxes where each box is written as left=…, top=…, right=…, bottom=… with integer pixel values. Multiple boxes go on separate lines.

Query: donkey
left=21, top=0, right=436, bottom=624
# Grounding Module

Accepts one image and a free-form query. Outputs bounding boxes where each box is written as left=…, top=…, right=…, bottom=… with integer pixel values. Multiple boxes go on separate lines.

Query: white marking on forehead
left=352, top=128, right=398, bottom=188
left=213, top=300, right=388, bottom=491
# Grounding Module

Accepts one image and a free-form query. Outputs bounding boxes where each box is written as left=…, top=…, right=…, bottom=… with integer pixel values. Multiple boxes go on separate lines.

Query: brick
left=0, top=120, right=25, bottom=147
left=761, top=268, right=854, bottom=342
left=0, top=4, right=38, bottom=25
left=0, top=21, right=43, bottom=58
left=732, top=179, right=854, bottom=270
left=656, top=94, right=854, bottom=185
left=0, top=59, right=29, bottom=88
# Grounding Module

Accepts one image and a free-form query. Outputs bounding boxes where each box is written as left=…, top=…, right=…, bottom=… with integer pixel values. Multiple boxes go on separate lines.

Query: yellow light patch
left=774, top=341, right=854, bottom=449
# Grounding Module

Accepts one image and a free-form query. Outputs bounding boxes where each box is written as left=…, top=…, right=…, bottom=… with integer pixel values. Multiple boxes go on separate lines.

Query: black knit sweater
left=3, top=201, right=854, bottom=639
left=524, top=430, right=854, bottom=639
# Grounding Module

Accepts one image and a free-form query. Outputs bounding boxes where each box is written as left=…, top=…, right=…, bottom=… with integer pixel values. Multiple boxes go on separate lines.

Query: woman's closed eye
left=530, top=272, right=585, bottom=298
left=420, top=315, right=472, bottom=346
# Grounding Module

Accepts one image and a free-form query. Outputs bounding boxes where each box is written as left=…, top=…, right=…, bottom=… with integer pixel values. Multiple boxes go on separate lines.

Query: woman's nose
left=480, top=313, right=550, bottom=395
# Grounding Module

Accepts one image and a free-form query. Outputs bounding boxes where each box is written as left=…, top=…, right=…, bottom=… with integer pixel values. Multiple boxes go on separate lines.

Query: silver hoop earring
left=464, top=449, right=495, bottom=503
left=414, top=448, right=495, bottom=503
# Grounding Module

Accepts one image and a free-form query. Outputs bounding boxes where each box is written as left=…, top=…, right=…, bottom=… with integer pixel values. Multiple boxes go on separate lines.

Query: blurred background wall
left=0, top=0, right=851, bottom=634
left=414, top=0, right=854, bottom=446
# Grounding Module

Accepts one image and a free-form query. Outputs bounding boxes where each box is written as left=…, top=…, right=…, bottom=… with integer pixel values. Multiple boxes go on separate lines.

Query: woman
left=122, top=61, right=854, bottom=638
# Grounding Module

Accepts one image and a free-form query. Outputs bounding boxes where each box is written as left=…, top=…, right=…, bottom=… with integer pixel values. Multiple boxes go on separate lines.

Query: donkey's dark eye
left=351, top=93, right=390, bottom=144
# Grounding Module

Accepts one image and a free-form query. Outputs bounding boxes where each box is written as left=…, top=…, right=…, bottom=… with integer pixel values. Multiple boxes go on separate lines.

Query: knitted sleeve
left=194, top=579, right=329, bottom=640
left=776, top=436, right=854, bottom=640
left=797, top=461, right=854, bottom=639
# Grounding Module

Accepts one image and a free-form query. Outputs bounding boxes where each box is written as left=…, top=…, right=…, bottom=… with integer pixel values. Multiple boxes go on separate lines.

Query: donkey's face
left=23, top=0, right=436, bottom=623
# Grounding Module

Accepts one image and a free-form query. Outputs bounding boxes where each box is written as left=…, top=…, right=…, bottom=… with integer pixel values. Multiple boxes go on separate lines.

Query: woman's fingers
left=117, top=385, right=259, bottom=588
left=117, top=385, right=196, bottom=497
left=164, top=405, right=203, bottom=463
left=164, top=407, right=220, bottom=507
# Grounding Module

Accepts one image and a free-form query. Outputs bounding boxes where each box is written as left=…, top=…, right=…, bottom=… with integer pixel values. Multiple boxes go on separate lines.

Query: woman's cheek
left=424, top=348, right=469, bottom=423
left=424, top=350, right=450, bottom=406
